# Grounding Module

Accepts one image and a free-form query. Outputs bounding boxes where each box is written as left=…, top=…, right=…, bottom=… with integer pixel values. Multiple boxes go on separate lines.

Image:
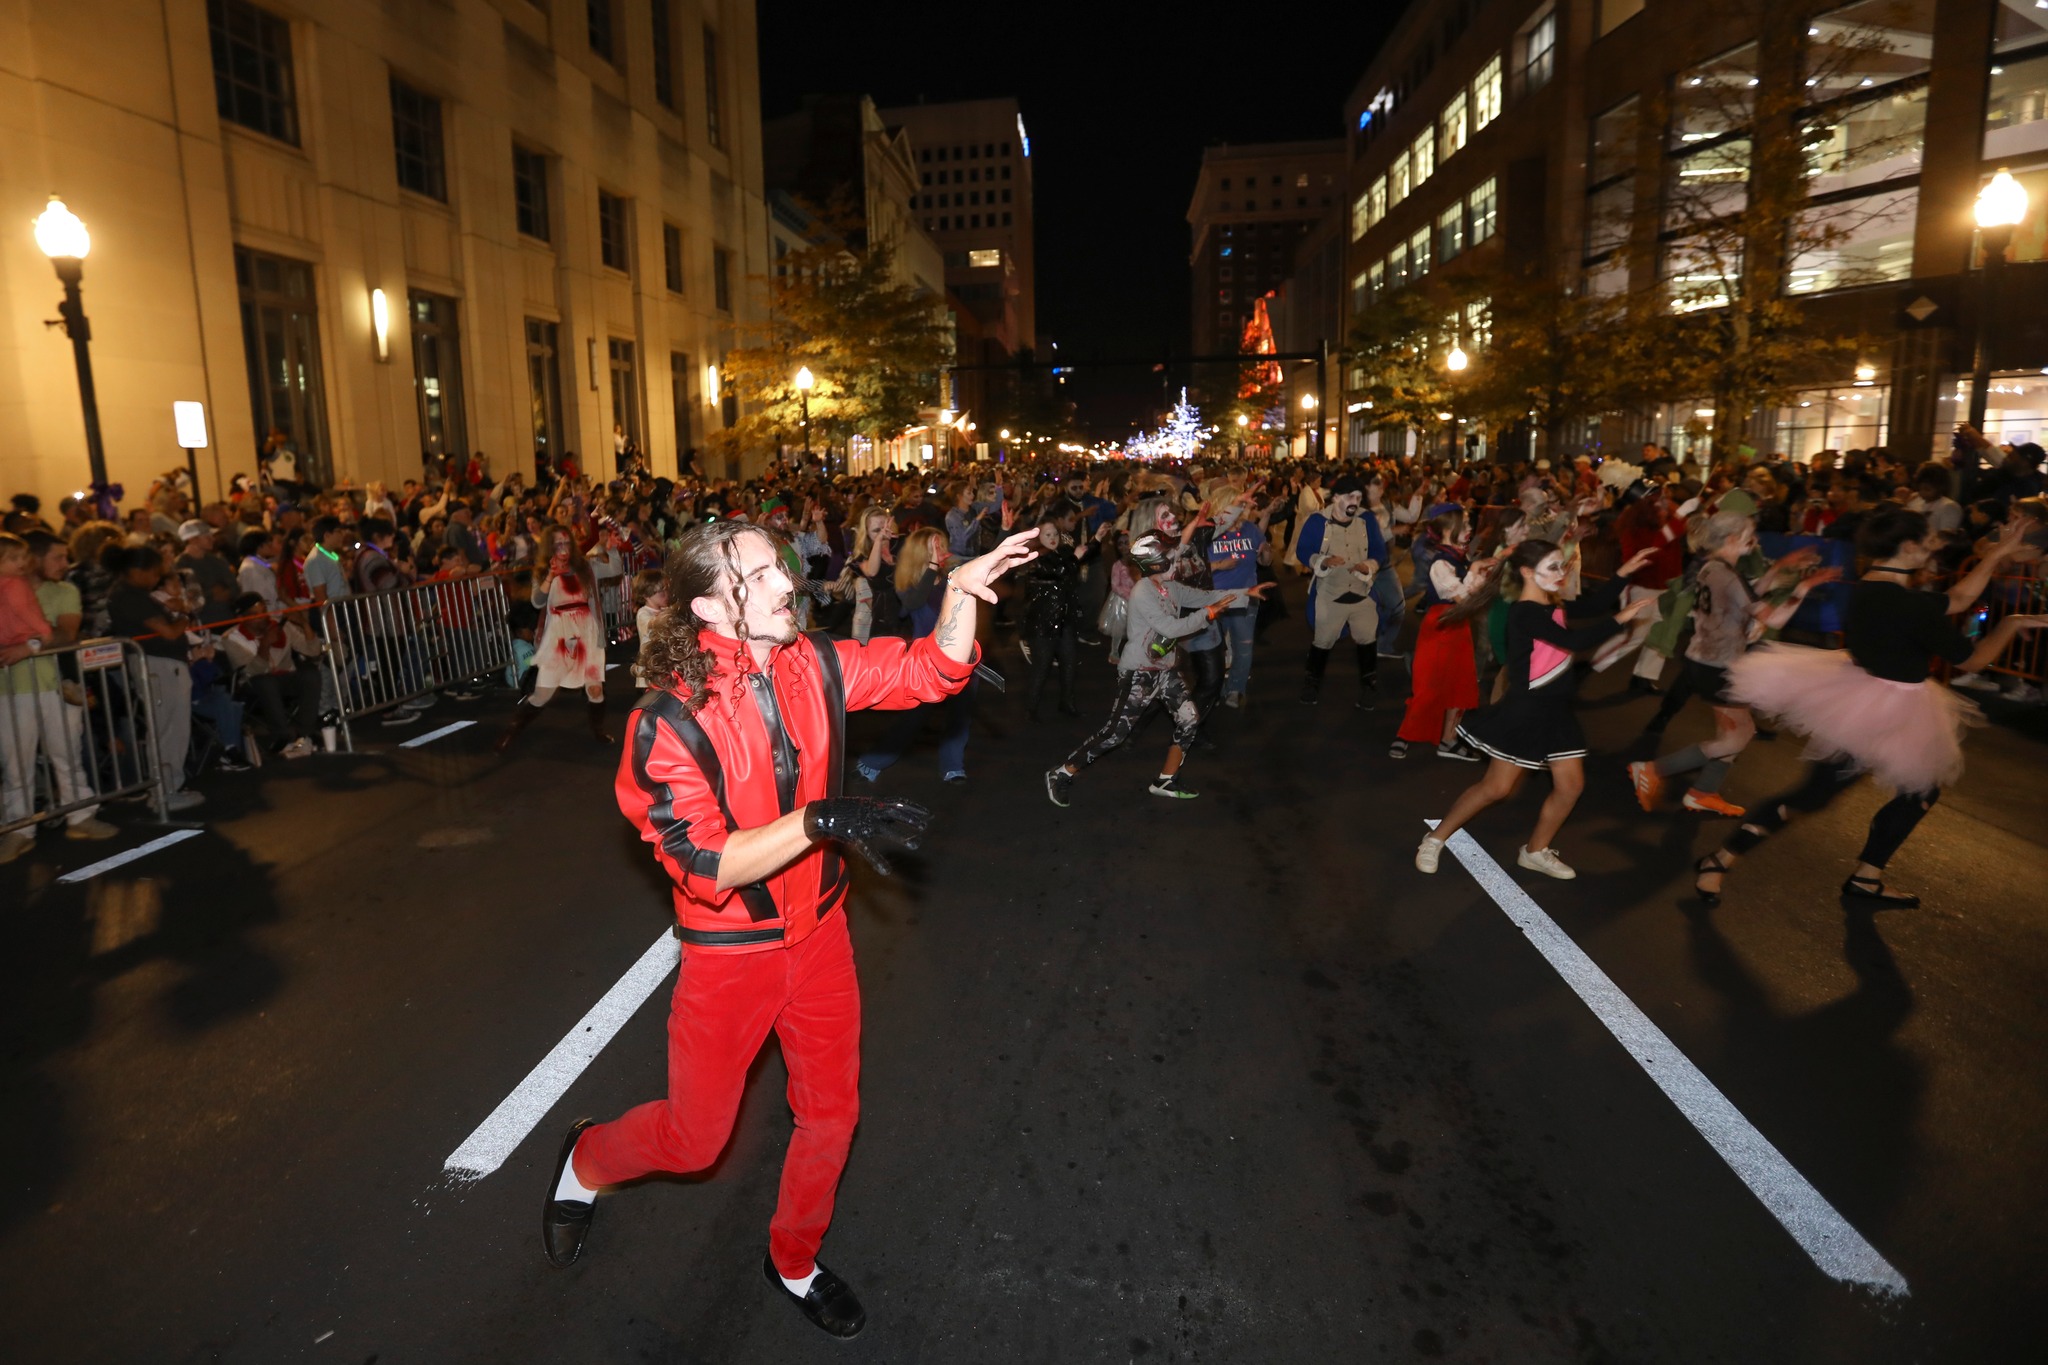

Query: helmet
left=1127, top=532, right=1173, bottom=575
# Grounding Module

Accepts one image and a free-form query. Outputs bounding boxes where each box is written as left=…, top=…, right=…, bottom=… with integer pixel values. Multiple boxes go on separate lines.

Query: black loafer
left=763, top=1253, right=866, bottom=1338
left=542, top=1118, right=597, bottom=1268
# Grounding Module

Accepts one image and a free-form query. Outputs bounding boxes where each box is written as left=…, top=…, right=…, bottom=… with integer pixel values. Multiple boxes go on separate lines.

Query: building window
left=409, top=291, right=467, bottom=461
left=588, top=0, right=615, bottom=65
left=608, top=338, right=640, bottom=459
left=1410, top=226, right=1432, bottom=277
left=663, top=223, right=684, bottom=293
left=1002, top=211, right=1012, bottom=225
left=970, top=248, right=1003, bottom=267
left=651, top=0, right=675, bottom=109
left=1670, top=42, right=1756, bottom=147
left=598, top=192, right=630, bottom=272
left=526, top=319, right=563, bottom=460
left=1368, top=176, right=1387, bottom=226
left=1469, top=178, right=1498, bottom=243
left=1001, top=164, right=1011, bottom=179
left=513, top=145, right=551, bottom=241
left=1437, top=203, right=1465, bottom=261
left=1391, top=151, right=1411, bottom=205
left=1786, top=187, right=1918, bottom=294
left=1220, top=265, right=1235, bottom=281
left=206, top=0, right=298, bottom=145
left=1472, top=55, right=1503, bottom=130
left=703, top=25, right=724, bottom=148
left=1521, top=9, right=1557, bottom=94
left=390, top=79, right=447, bottom=201
left=1221, top=177, right=1232, bottom=190
left=1411, top=129, right=1434, bottom=186
left=1986, top=53, right=2048, bottom=168
left=1585, top=98, right=1636, bottom=291
left=1440, top=91, right=1469, bottom=163
left=1351, top=192, right=1371, bottom=240
left=1001, top=188, right=1012, bottom=203
left=1389, top=242, right=1409, bottom=288
left=234, top=246, right=329, bottom=486
left=1368, top=260, right=1385, bottom=301
left=671, top=351, right=694, bottom=460
left=712, top=245, right=731, bottom=312
left=1350, top=270, right=1369, bottom=313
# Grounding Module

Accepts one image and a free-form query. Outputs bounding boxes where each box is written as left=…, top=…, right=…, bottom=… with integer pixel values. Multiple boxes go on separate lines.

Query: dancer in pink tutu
left=1693, top=508, right=2046, bottom=908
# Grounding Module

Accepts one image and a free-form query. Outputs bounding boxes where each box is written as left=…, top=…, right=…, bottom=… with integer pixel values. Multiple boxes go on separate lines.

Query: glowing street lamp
left=1446, top=345, right=1469, bottom=372
left=794, top=365, right=815, bottom=460
left=1970, top=169, right=2031, bottom=431
left=34, top=196, right=109, bottom=490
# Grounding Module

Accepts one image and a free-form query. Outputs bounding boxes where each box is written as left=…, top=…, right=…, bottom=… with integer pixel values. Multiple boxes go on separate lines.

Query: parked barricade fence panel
left=2, top=636, right=169, bottom=837
left=1975, top=572, right=2047, bottom=684
left=597, top=576, right=632, bottom=644
left=317, top=573, right=514, bottom=750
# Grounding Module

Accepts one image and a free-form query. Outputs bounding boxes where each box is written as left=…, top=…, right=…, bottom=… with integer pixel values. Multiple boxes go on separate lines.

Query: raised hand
left=949, top=529, right=1041, bottom=603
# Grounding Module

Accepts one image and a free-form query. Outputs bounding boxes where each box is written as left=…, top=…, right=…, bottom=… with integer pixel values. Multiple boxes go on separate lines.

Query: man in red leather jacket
left=541, top=518, right=1039, bottom=1340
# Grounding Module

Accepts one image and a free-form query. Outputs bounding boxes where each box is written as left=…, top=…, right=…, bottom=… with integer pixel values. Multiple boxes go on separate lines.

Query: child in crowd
left=629, top=569, right=666, bottom=688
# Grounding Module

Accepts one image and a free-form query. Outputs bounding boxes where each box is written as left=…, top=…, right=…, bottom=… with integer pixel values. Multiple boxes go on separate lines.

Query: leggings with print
left=1064, top=668, right=1199, bottom=771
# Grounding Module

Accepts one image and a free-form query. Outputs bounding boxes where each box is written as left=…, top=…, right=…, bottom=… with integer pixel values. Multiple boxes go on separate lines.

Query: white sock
left=554, top=1152, right=598, bottom=1204
left=779, top=1267, right=819, bottom=1296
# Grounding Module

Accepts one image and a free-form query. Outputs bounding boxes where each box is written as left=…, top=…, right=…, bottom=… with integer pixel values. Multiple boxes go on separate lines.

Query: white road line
left=55, top=829, right=203, bottom=885
left=1429, top=823, right=1910, bottom=1298
left=443, top=929, right=679, bottom=1182
left=399, top=720, right=476, bottom=749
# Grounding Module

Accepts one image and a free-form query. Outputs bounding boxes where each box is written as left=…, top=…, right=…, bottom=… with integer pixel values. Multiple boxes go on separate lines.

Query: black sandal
left=1693, top=854, right=1729, bottom=908
left=1841, top=875, right=1919, bottom=910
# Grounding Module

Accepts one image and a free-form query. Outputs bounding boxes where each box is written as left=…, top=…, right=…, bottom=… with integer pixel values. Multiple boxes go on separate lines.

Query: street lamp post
left=1969, top=169, right=2030, bottom=433
left=1300, top=392, right=1318, bottom=460
left=794, top=365, right=815, bottom=463
left=1236, top=412, right=1248, bottom=461
left=34, top=197, right=109, bottom=492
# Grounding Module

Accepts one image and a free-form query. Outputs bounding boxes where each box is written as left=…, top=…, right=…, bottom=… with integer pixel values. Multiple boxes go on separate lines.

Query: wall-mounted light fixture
left=706, top=363, right=721, bottom=405
left=370, top=287, right=390, bottom=361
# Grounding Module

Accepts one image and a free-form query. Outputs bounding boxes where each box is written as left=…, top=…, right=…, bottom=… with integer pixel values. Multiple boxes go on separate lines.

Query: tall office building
left=879, top=97, right=1037, bottom=359
left=1335, top=0, right=2043, bottom=461
left=1186, top=141, right=1345, bottom=357
left=1, top=0, right=772, bottom=505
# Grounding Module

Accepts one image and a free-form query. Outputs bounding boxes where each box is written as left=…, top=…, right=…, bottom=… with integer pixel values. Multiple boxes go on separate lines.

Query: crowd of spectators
left=2, top=423, right=2043, bottom=865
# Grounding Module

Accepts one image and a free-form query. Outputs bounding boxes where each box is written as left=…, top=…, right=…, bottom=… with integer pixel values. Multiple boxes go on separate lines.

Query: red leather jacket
left=617, top=629, right=977, bottom=953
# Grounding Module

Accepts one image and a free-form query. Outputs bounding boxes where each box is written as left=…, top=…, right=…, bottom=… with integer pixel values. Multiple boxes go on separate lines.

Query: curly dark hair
left=639, top=521, right=786, bottom=713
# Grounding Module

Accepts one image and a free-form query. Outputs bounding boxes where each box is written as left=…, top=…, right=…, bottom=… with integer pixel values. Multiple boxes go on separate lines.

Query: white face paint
left=1330, top=493, right=1363, bottom=521
left=1533, top=552, right=1567, bottom=594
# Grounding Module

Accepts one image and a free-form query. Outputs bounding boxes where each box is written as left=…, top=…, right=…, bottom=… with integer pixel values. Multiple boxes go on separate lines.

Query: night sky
left=755, top=0, right=1409, bottom=433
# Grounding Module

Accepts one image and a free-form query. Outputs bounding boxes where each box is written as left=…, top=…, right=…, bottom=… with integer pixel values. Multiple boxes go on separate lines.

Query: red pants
left=573, top=911, right=862, bottom=1278
left=1397, top=604, right=1480, bottom=744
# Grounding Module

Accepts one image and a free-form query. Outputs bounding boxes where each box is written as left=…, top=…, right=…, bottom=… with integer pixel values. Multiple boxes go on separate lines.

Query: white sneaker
left=1415, top=836, right=1445, bottom=874
left=2003, top=679, right=2043, bottom=703
left=1517, top=845, right=1577, bottom=880
left=282, top=737, right=316, bottom=760
left=1951, top=672, right=1997, bottom=691
left=164, top=790, right=205, bottom=813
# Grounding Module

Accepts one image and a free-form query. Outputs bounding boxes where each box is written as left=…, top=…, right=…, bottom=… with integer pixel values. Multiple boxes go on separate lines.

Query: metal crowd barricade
left=316, top=571, right=514, bottom=751
left=1973, top=570, right=2047, bottom=685
left=1, top=636, right=168, bottom=836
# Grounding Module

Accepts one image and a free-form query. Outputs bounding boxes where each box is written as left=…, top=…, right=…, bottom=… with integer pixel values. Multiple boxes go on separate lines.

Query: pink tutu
left=1726, top=643, right=1982, bottom=794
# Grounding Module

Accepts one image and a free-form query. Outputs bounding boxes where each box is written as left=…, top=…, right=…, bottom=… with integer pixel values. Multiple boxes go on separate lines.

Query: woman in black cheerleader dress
left=1415, top=539, right=1658, bottom=881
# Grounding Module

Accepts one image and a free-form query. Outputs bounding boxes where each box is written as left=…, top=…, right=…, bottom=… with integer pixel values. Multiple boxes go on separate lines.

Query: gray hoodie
left=1120, top=575, right=1246, bottom=671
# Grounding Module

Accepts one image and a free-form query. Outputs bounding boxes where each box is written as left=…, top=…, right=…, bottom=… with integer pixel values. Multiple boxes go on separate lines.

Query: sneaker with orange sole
left=1627, top=760, right=1665, bottom=812
left=1682, top=789, right=1746, bottom=817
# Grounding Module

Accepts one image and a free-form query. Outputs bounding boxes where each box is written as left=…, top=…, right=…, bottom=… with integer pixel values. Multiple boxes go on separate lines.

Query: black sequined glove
left=802, top=797, right=933, bottom=876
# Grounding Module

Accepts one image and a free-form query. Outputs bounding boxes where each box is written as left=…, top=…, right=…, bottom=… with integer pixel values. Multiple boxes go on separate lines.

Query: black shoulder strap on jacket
left=806, top=631, right=846, bottom=799
left=639, top=690, right=780, bottom=923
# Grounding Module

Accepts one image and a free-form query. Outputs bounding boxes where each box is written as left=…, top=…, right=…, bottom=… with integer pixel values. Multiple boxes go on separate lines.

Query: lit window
left=1389, top=242, right=1409, bottom=287
left=1521, top=10, right=1557, bottom=93
left=1391, top=152, right=1411, bottom=204
left=1469, top=178, right=1498, bottom=242
left=1368, top=176, right=1387, bottom=226
left=1351, top=192, right=1371, bottom=240
left=1437, top=203, right=1465, bottom=260
left=969, top=248, right=1002, bottom=267
left=1439, top=91, right=1469, bottom=162
left=1410, top=226, right=1431, bottom=276
left=1472, top=55, right=1503, bottom=130
left=1411, top=129, right=1434, bottom=186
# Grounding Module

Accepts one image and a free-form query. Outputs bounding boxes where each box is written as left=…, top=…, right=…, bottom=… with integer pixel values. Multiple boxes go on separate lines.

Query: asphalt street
left=3, top=579, right=2045, bottom=1364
